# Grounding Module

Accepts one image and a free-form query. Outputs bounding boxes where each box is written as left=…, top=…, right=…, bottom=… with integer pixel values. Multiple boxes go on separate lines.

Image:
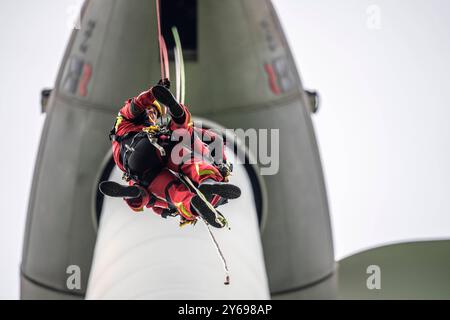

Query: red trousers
left=125, top=125, right=225, bottom=220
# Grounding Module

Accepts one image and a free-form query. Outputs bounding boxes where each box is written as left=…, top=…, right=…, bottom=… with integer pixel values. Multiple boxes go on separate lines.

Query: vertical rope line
left=155, top=0, right=164, bottom=79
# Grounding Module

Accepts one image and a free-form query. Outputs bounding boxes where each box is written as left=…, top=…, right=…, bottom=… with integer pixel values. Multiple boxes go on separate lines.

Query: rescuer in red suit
left=100, top=80, right=240, bottom=228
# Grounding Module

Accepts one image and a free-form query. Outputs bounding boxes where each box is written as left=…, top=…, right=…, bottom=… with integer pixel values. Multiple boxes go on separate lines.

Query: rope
left=173, top=27, right=182, bottom=102
left=155, top=0, right=164, bottom=79
left=161, top=36, right=170, bottom=79
left=202, top=219, right=231, bottom=285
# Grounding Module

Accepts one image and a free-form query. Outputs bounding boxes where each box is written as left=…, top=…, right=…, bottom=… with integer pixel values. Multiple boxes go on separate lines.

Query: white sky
left=1, top=0, right=450, bottom=299
left=273, top=0, right=450, bottom=259
left=0, top=0, right=83, bottom=299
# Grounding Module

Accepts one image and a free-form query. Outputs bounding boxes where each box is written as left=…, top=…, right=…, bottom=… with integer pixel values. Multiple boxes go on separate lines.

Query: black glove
left=161, top=208, right=178, bottom=219
left=158, top=78, right=171, bottom=89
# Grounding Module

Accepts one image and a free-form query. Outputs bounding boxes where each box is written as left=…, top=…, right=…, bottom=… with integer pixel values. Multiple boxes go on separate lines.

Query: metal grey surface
left=338, top=240, right=450, bottom=299
left=21, top=275, right=83, bottom=300
left=211, top=97, right=335, bottom=295
left=273, top=271, right=337, bottom=300
left=22, top=0, right=335, bottom=299
left=21, top=95, right=112, bottom=297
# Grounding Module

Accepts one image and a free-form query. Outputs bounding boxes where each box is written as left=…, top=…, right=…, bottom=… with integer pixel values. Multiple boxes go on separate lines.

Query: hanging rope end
left=224, top=275, right=230, bottom=286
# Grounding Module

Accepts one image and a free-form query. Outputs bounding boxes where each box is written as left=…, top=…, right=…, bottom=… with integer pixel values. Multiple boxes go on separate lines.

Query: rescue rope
left=172, top=27, right=186, bottom=104
left=155, top=0, right=164, bottom=79
left=161, top=36, right=170, bottom=79
left=202, top=220, right=231, bottom=285
left=156, top=0, right=169, bottom=80
left=176, top=173, right=231, bottom=285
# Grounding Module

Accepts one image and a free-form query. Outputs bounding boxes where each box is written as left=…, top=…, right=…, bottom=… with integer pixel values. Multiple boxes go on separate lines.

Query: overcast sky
left=1, top=0, right=450, bottom=299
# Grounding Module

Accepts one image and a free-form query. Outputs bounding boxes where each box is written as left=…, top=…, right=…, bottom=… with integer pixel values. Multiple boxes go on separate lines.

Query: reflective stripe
left=179, top=219, right=196, bottom=227
left=142, top=125, right=160, bottom=133
left=195, top=163, right=200, bottom=175
left=131, top=206, right=144, bottom=212
left=199, top=169, right=216, bottom=176
left=115, top=115, right=124, bottom=131
left=164, top=181, right=178, bottom=210
left=176, top=202, right=193, bottom=219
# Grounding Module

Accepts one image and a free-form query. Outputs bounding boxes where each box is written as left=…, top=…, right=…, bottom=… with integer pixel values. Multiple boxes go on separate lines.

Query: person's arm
left=119, top=88, right=156, bottom=120
left=151, top=85, right=189, bottom=126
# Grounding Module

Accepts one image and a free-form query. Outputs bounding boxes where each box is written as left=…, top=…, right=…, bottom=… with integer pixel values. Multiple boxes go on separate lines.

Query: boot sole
left=99, top=181, right=140, bottom=198
left=199, top=183, right=241, bottom=200
left=152, top=85, right=180, bottom=110
left=191, top=196, right=225, bottom=228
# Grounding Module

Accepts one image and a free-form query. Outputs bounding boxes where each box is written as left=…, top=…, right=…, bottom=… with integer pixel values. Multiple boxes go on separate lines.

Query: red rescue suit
left=111, top=88, right=227, bottom=221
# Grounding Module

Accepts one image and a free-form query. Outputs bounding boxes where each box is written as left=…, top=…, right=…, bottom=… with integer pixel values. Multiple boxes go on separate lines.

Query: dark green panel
left=338, top=240, right=450, bottom=299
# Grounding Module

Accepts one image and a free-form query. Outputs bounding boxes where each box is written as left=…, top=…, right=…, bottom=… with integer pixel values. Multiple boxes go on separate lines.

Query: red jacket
left=111, top=88, right=191, bottom=172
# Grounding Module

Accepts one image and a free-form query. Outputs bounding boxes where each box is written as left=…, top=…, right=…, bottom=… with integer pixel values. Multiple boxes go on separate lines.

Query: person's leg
left=167, top=132, right=223, bottom=184
left=152, top=85, right=186, bottom=123
left=99, top=181, right=142, bottom=198
left=169, top=155, right=223, bottom=184
left=104, top=136, right=164, bottom=212
left=148, top=169, right=198, bottom=221
left=167, top=151, right=241, bottom=200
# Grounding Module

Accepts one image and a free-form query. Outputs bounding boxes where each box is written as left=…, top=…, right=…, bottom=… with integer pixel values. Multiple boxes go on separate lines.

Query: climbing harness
left=154, top=0, right=230, bottom=285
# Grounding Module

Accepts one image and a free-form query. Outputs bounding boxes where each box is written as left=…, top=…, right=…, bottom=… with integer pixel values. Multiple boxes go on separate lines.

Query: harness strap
left=120, top=128, right=170, bottom=186
left=109, top=110, right=154, bottom=142
left=164, top=180, right=179, bottom=211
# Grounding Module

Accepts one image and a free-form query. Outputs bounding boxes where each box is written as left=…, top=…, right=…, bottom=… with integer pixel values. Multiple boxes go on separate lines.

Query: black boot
left=191, top=195, right=226, bottom=228
left=99, top=181, right=141, bottom=198
left=152, top=85, right=184, bottom=118
left=199, top=179, right=241, bottom=200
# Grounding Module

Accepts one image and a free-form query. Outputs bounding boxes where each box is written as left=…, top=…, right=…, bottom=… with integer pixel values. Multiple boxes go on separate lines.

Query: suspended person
left=100, top=80, right=241, bottom=228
